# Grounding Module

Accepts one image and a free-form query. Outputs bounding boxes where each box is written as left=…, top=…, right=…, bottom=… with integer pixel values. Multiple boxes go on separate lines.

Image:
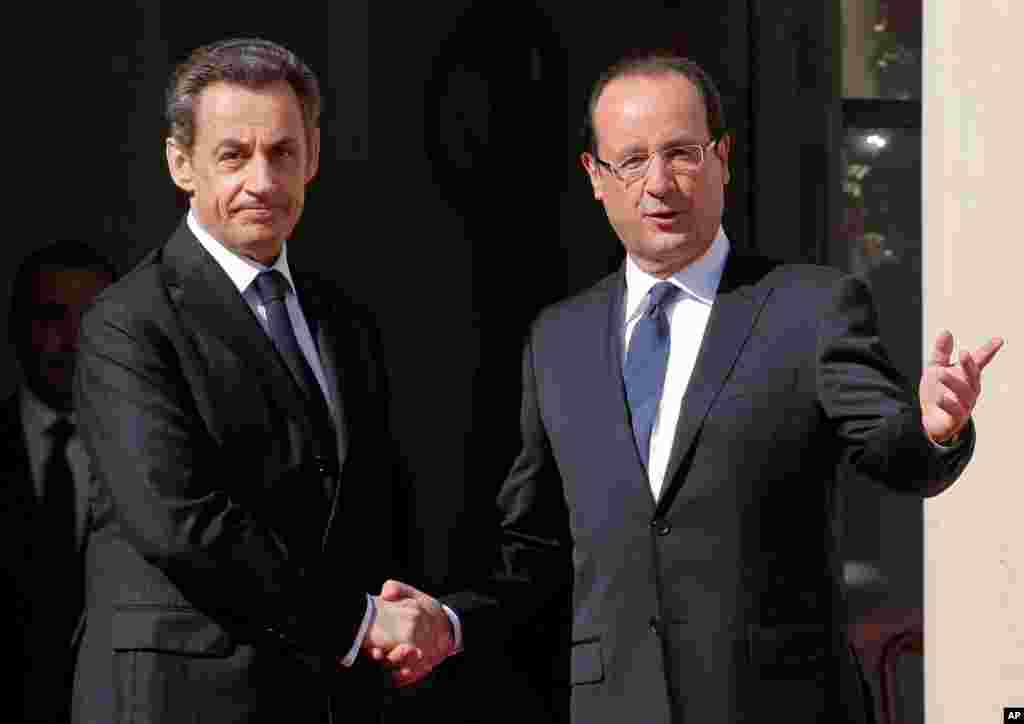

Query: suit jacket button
left=650, top=519, right=672, bottom=536
left=649, top=616, right=661, bottom=635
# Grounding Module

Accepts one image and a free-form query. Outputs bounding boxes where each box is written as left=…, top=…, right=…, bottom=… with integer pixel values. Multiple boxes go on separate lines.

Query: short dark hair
left=166, top=37, right=321, bottom=152
left=8, top=241, right=117, bottom=355
left=582, top=53, right=727, bottom=155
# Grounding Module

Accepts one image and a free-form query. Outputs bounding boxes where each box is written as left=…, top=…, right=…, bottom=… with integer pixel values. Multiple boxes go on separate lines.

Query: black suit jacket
left=447, top=255, right=973, bottom=724
left=71, top=221, right=407, bottom=723
left=1, top=393, right=85, bottom=723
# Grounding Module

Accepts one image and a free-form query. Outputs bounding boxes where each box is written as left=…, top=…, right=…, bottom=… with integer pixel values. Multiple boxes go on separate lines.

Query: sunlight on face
left=167, top=80, right=320, bottom=265
left=583, top=73, right=730, bottom=278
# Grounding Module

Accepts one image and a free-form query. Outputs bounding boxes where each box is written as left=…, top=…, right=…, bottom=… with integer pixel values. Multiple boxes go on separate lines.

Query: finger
left=369, top=647, right=385, bottom=661
left=937, top=368, right=977, bottom=410
left=972, top=337, right=1005, bottom=371
left=380, top=579, right=420, bottom=601
left=935, top=393, right=969, bottom=424
left=393, top=669, right=423, bottom=688
left=959, top=350, right=981, bottom=394
left=394, top=663, right=430, bottom=688
left=386, top=643, right=422, bottom=666
left=929, top=330, right=955, bottom=366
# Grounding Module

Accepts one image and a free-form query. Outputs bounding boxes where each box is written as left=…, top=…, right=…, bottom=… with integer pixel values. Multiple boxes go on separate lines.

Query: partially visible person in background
left=2, top=241, right=115, bottom=723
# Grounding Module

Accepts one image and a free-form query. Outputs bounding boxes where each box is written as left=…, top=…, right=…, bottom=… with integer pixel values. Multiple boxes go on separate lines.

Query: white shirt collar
left=187, top=210, right=297, bottom=297
left=20, top=384, right=74, bottom=440
left=624, top=226, right=730, bottom=324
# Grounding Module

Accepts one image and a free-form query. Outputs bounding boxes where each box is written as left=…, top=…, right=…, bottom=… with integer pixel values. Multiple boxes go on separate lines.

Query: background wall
left=923, top=3, right=1024, bottom=721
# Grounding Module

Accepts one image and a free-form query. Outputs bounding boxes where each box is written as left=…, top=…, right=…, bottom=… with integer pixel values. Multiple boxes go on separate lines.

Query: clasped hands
left=358, top=579, right=454, bottom=687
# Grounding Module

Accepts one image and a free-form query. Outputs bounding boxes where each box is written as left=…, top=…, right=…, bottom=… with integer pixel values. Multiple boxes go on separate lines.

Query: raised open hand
left=920, top=330, right=1003, bottom=442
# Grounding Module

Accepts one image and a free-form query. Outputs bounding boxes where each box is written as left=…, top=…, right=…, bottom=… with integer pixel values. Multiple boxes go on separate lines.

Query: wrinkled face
left=166, top=80, right=320, bottom=265
left=23, top=266, right=112, bottom=411
left=582, top=72, right=730, bottom=278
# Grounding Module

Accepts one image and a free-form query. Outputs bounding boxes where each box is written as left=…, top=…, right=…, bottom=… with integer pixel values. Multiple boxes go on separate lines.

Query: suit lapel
left=601, top=270, right=658, bottom=511
left=291, top=273, right=349, bottom=478
left=161, top=222, right=314, bottom=438
left=655, top=255, right=775, bottom=511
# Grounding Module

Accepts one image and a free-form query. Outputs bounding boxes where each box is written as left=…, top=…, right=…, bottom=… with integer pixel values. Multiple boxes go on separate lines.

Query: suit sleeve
left=74, top=295, right=368, bottom=661
left=816, top=274, right=974, bottom=496
left=443, top=326, right=573, bottom=651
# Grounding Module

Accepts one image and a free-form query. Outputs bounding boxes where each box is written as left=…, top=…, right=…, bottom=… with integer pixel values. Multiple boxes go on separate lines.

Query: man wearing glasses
left=384, top=54, right=1004, bottom=722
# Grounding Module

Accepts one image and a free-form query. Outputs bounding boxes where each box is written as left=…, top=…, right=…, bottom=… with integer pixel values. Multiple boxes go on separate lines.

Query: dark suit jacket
left=71, top=221, right=407, bottom=723
left=1, top=393, right=85, bottom=723
left=447, top=255, right=973, bottom=724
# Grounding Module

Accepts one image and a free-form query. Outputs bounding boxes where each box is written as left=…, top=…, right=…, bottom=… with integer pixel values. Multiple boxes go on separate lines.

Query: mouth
left=236, top=207, right=278, bottom=220
left=643, top=210, right=681, bottom=229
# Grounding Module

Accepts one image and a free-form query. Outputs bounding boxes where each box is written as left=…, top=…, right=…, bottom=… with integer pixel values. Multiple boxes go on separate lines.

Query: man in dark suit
left=2, top=242, right=115, bottom=723
left=381, top=54, right=1003, bottom=722
left=71, top=38, right=452, bottom=724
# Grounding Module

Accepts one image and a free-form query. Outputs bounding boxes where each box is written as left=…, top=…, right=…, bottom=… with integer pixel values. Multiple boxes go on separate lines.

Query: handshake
left=357, top=579, right=456, bottom=687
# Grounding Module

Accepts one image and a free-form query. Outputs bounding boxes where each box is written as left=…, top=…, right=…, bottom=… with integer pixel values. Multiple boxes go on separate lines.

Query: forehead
left=593, top=72, right=709, bottom=153
left=31, top=267, right=112, bottom=305
left=192, top=80, right=307, bottom=146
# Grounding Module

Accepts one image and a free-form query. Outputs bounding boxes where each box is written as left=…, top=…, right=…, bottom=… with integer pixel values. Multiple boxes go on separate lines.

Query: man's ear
left=166, top=138, right=195, bottom=194
left=580, top=152, right=605, bottom=201
left=715, top=133, right=732, bottom=187
left=305, top=127, right=321, bottom=184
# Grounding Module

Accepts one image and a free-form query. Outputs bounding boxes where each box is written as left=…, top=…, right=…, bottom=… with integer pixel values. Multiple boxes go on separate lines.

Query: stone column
left=924, top=3, right=1023, bottom=721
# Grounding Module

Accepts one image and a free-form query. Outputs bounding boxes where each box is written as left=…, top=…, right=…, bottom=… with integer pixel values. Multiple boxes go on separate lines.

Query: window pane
left=842, top=0, right=921, bottom=99
left=834, top=124, right=921, bottom=381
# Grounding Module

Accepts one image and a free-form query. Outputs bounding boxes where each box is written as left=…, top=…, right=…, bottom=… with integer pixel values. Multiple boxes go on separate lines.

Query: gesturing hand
left=362, top=579, right=453, bottom=687
left=920, top=330, right=1003, bottom=443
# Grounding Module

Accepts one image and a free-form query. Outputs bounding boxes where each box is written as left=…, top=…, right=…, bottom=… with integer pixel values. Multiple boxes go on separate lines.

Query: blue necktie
left=624, top=282, right=680, bottom=470
left=253, top=270, right=334, bottom=438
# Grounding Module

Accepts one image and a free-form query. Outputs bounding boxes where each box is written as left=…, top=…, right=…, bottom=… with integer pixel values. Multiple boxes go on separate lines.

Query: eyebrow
left=268, top=137, right=299, bottom=151
left=617, top=136, right=704, bottom=156
left=213, top=137, right=299, bottom=154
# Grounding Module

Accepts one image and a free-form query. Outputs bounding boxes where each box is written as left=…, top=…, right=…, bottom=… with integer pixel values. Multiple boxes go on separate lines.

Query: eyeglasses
left=592, top=138, right=719, bottom=186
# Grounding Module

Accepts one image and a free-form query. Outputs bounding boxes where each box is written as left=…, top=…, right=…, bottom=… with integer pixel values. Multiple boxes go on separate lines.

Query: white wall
left=924, top=3, right=1024, bottom=721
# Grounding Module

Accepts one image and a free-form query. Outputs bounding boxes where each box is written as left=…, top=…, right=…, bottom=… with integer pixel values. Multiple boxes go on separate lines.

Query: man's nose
left=247, top=155, right=278, bottom=194
left=643, top=153, right=677, bottom=196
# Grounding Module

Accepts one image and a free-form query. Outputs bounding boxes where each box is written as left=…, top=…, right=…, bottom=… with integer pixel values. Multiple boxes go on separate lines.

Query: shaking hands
left=360, top=579, right=455, bottom=687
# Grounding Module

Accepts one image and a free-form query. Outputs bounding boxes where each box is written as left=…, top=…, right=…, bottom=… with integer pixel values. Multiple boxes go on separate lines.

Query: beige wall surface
left=924, top=2, right=1023, bottom=721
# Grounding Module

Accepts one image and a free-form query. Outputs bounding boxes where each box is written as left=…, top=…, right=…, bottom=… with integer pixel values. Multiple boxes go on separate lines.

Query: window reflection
left=836, top=124, right=921, bottom=379
left=842, top=0, right=921, bottom=99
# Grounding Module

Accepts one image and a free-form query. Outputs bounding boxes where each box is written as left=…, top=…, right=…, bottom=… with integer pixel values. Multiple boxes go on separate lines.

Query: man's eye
left=618, top=156, right=648, bottom=171
left=220, top=151, right=240, bottom=162
left=667, top=147, right=701, bottom=163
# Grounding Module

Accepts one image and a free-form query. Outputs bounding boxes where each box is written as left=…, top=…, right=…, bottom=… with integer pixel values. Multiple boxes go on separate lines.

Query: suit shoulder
left=80, top=247, right=173, bottom=333
left=740, top=258, right=850, bottom=299
left=531, top=270, right=620, bottom=333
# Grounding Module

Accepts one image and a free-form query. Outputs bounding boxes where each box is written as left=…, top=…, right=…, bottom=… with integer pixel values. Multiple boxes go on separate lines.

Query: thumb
left=380, top=579, right=420, bottom=601
left=929, top=330, right=954, bottom=366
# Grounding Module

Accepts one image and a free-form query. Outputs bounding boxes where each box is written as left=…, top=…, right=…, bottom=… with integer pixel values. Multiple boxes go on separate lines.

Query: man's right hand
left=361, top=580, right=453, bottom=686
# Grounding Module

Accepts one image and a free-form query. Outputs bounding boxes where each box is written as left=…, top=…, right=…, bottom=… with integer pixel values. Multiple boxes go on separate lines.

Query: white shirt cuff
left=339, top=594, right=375, bottom=667
left=442, top=603, right=463, bottom=655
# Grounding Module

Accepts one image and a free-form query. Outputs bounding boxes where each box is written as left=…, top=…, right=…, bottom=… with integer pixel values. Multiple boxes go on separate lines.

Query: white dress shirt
left=623, top=227, right=730, bottom=500
left=187, top=212, right=336, bottom=420
left=20, top=386, right=91, bottom=546
left=188, top=211, right=461, bottom=665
